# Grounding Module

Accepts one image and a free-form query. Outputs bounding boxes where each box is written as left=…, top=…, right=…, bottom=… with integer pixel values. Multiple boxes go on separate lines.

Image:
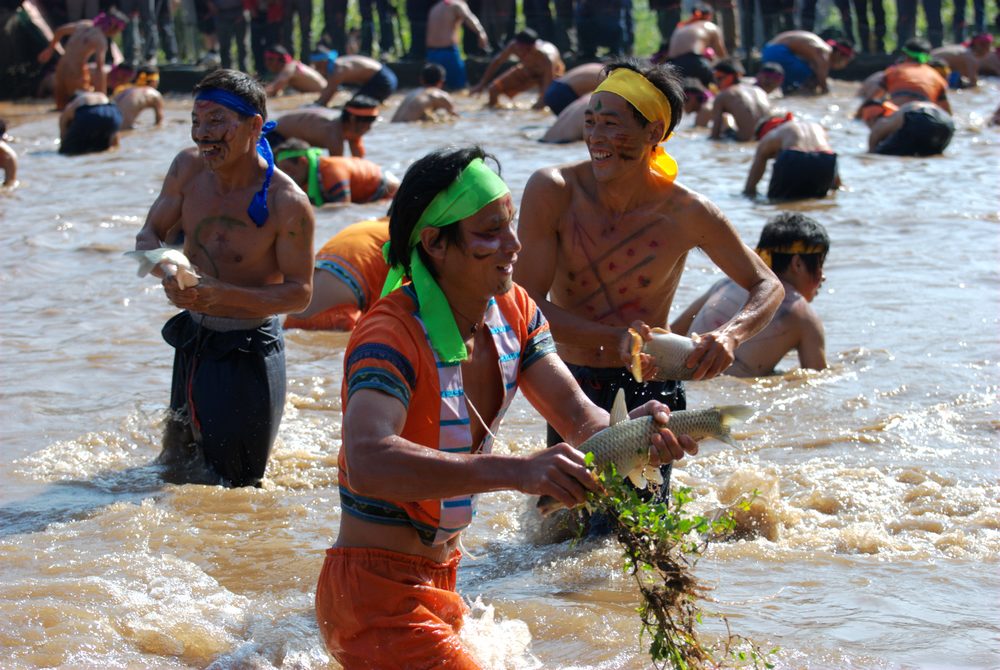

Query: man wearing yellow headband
left=113, top=65, right=164, bottom=130
left=673, top=212, right=830, bottom=376
left=263, top=94, right=380, bottom=158
left=318, top=145, right=697, bottom=668
left=516, top=59, right=782, bottom=522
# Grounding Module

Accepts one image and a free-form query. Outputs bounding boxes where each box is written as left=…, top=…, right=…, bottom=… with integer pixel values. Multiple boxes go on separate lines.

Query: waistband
left=190, top=311, right=274, bottom=331
left=325, top=545, right=462, bottom=570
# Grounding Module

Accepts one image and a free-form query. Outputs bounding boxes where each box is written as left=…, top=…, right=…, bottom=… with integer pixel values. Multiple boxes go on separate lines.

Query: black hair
left=421, top=62, right=446, bottom=86
left=193, top=68, right=268, bottom=120
left=341, top=94, right=380, bottom=122
left=0, top=119, right=7, bottom=136
left=713, top=58, right=745, bottom=76
left=602, top=58, right=685, bottom=138
left=903, top=37, right=931, bottom=54
left=387, top=145, right=501, bottom=278
left=274, top=137, right=311, bottom=154
left=758, top=61, right=785, bottom=76
left=758, top=212, right=830, bottom=275
left=514, top=29, right=538, bottom=44
left=267, top=44, right=290, bottom=57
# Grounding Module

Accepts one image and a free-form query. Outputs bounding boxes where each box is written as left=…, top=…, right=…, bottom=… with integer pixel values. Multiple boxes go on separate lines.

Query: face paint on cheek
left=613, top=132, right=644, bottom=162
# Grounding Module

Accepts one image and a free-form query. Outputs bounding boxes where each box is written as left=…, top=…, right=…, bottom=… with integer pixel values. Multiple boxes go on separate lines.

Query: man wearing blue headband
left=133, top=69, right=315, bottom=488
left=316, top=145, right=697, bottom=667
left=516, top=59, right=783, bottom=533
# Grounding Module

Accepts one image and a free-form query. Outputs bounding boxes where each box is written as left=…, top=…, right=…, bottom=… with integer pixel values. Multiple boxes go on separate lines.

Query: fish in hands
left=537, top=388, right=752, bottom=515
left=125, top=248, right=201, bottom=289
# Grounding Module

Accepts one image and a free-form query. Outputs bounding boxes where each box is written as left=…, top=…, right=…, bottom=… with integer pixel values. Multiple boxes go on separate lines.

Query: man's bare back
left=556, top=63, right=605, bottom=96
left=115, top=86, right=163, bottom=128
left=47, top=22, right=108, bottom=108
left=711, top=82, right=771, bottom=140
left=274, top=110, right=346, bottom=155
left=391, top=87, right=456, bottom=122
left=666, top=21, right=727, bottom=58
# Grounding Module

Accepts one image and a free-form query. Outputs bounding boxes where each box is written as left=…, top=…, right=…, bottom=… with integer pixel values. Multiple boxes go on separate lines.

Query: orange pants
left=316, top=546, right=482, bottom=670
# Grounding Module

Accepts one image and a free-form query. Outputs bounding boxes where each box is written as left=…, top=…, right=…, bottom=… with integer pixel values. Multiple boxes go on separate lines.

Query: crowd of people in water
left=1, top=0, right=999, bottom=667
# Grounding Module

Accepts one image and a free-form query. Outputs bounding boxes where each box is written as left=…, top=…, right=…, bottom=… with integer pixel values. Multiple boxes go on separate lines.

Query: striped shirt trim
left=347, top=367, right=410, bottom=406
left=346, top=342, right=416, bottom=388
left=315, top=259, right=365, bottom=309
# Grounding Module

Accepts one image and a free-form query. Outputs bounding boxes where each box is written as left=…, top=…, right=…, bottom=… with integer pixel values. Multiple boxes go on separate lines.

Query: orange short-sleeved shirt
left=338, top=283, right=556, bottom=545
left=884, top=62, right=948, bottom=104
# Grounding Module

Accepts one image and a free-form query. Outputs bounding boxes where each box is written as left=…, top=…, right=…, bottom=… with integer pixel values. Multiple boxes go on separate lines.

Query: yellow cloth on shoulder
left=593, top=67, right=678, bottom=182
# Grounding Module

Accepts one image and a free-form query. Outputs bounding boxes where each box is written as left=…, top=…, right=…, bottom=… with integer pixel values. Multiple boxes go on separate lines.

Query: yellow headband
left=756, top=242, right=826, bottom=268
left=593, top=68, right=677, bottom=182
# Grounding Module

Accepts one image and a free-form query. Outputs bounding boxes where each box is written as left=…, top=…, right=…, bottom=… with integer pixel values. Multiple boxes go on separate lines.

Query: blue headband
left=194, top=88, right=277, bottom=227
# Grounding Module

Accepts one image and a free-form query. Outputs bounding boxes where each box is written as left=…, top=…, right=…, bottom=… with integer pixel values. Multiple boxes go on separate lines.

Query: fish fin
left=123, top=250, right=156, bottom=278
left=610, top=388, right=628, bottom=426
left=715, top=405, right=754, bottom=446
left=628, top=328, right=644, bottom=383
left=627, top=468, right=648, bottom=489
left=645, top=466, right=664, bottom=487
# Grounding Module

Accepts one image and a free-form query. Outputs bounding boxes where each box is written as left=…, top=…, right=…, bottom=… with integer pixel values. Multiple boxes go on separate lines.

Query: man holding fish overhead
left=316, top=145, right=698, bottom=669
left=515, top=59, right=782, bottom=492
left=133, top=69, right=315, bottom=488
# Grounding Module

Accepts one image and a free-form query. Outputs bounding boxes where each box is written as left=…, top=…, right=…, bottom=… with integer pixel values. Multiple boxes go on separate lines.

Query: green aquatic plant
left=582, top=455, right=775, bottom=670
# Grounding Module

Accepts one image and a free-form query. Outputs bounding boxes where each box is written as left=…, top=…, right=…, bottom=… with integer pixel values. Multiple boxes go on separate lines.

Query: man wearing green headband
left=672, top=212, right=831, bottom=376
left=318, top=146, right=697, bottom=667
left=869, top=39, right=951, bottom=113
left=133, top=69, right=315, bottom=488
left=516, top=59, right=782, bottom=524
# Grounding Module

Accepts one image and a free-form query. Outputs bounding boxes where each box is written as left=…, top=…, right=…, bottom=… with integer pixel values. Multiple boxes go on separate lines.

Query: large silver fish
left=124, top=248, right=201, bottom=289
left=629, top=327, right=700, bottom=382
left=537, top=389, right=752, bottom=515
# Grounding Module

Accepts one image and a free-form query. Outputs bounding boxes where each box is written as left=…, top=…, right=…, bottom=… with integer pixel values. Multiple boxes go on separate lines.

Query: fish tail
left=715, top=405, right=754, bottom=446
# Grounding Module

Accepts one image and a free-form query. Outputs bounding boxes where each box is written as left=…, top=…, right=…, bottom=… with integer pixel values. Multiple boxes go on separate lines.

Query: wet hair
left=267, top=44, right=291, bottom=58
left=387, top=145, right=501, bottom=277
left=713, top=58, right=745, bottom=77
left=758, top=212, right=830, bottom=274
left=602, top=58, right=685, bottom=137
left=421, top=62, right=446, bottom=86
left=514, top=29, right=538, bottom=45
left=758, top=61, right=785, bottom=76
left=829, top=37, right=855, bottom=55
left=193, top=69, right=268, bottom=120
left=137, top=64, right=159, bottom=77
left=341, top=94, right=380, bottom=123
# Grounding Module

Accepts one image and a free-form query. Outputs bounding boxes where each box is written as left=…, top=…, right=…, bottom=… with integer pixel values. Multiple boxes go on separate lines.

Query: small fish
left=124, top=248, right=201, bottom=289
left=537, top=389, right=752, bottom=515
left=629, top=327, right=700, bottom=382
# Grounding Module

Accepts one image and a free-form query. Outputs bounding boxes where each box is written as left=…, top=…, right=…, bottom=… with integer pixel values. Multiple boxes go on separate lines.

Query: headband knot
left=194, top=88, right=275, bottom=226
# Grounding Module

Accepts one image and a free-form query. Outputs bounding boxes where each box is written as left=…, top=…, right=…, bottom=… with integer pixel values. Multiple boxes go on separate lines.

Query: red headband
left=756, top=112, right=793, bottom=140
left=826, top=39, right=855, bottom=58
left=265, top=50, right=292, bottom=63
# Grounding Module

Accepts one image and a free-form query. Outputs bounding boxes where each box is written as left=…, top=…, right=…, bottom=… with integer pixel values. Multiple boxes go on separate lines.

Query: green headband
left=380, top=158, right=510, bottom=363
left=276, top=147, right=325, bottom=206
left=901, top=46, right=930, bottom=64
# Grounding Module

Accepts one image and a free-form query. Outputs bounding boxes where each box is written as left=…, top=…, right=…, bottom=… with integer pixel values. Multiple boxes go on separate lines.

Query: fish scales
left=536, top=405, right=752, bottom=515
left=630, top=329, right=699, bottom=382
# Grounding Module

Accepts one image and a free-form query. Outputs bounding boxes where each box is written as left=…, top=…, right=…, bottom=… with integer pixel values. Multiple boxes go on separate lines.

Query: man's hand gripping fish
left=124, top=248, right=201, bottom=289
left=537, top=389, right=752, bottom=515
left=629, top=327, right=701, bottom=382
